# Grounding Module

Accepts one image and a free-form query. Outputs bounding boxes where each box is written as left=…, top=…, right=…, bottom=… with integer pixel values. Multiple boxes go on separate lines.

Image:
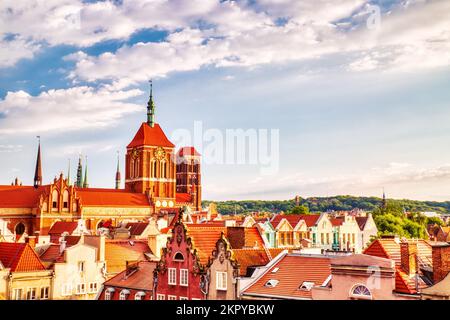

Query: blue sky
left=1, top=0, right=449, bottom=201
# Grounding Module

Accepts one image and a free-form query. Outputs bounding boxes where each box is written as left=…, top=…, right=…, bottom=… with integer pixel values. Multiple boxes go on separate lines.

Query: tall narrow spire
left=34, top=136, right=42, bottom=188
left=83, top=156, right=89, bottom=188
left=382, top=188, right=387, bottom=210
left=76, top=155, right=83, bottom=187
left=147, top=80, right=156, bottom=127
left=115, top=151, right=121, bottom=189
left=67, top=159, right=71, bottom=186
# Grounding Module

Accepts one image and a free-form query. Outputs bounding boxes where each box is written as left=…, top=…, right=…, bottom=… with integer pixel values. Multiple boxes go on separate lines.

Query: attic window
left=299, top=281, right=315, bottom=291
left=264, top=279, right=279, bottom=288
left=271, top=268, right=280, bottom=274
left=173, top=252, right=185, bottom=262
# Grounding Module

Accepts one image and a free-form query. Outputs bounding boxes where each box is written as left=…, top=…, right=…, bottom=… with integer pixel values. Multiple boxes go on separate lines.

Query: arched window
left=173, top=252, right=185, bottom=262
left=52, top=190, right=59, bottom=210
left=135, top=291, right=146, bottom=300
left=15, top=222, right=25, bottom=235
left=151, top=159, right=157, bottom=178
left=134, top=159, right=140, bottom=177
left=104, top=288, right=115, bottom=300
left=130, top=159, right=135, bottom=178
left=119, top=289, right=130, bottom=300
left=160, top=160, right=167, bottom=179
left=63, top=190, right=69, bottom=210
left=350, top=285, right=372, bottom=300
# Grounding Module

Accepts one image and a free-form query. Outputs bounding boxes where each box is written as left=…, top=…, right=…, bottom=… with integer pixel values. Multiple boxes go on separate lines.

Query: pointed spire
left=147, top=79, right=156, bottom=127
left=83, top=156, right=89, bottom=188
left=34, top=136, right=42, bottom=189
left=76, top=155, right=83, bottom=187
left=67, top=159, right=71, bottom=186
left=115, top=151, right=121, bottom=189
left=382, top=188, right=387, bottom=210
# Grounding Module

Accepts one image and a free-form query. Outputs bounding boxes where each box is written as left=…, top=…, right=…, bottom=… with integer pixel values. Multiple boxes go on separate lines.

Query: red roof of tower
left=127, top=123, right=175, bottom=148
left=177, top=147, right=200, bottom=157
left=0, top=243, right=46, bottom=272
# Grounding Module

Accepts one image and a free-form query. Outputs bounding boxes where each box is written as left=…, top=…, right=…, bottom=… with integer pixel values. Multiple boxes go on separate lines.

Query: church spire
left=83, top=156, right=89, bottom=188
left=76, top=155, right=83, bottom=187
left=115, top=151, right=121, bottom=189
left=147, top=80, right=156, bottom=127
left=34, top=136, right=42, bottom=188
left=382, top=188, right=387, bottom=210
left=67, top=159, right=71, bottom=186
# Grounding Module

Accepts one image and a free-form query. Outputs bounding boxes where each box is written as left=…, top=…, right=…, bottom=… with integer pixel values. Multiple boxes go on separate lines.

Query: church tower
left=176, top=147, right=202, bottom=212
left=125, top=81, right=176, bottom=211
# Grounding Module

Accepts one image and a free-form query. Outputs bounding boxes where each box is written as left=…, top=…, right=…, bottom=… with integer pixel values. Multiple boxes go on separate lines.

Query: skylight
left=264, top=279, right=279, bottom=288
left=299, top=281, right=315, bottom=291
left=271, top=267, right=280, bottom=273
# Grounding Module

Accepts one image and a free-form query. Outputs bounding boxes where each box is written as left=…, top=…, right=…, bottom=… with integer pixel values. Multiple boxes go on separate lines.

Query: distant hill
left=203, top=196, right=450, bottom=215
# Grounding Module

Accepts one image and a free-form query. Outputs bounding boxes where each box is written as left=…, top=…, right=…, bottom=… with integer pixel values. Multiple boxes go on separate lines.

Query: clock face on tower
left=154, top=147, right=166, bottom=160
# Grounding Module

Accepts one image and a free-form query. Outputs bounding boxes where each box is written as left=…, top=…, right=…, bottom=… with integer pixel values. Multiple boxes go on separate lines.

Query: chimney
left=148, top=234, right=162, bottom=259
left=226, top=227, right=245, bottom=249
left=432, top=243, right=450, bottom=284
left=25, top=236, right=37, bottom=249
left=400, top=241, right=418, bottom=277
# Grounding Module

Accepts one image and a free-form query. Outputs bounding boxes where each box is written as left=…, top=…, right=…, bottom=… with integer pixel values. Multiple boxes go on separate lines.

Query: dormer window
left=119, top=289, right=130, bottom=300
left=299, top=281, right=315, bottom=291
left=264, top=279, right=279, bottom=288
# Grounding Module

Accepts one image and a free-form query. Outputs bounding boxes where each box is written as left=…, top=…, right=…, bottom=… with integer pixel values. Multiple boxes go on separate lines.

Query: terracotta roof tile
left=126, top=222, right=149, bottom=236
left=176, top=193, right=192, bottom=203
left=355, top=217, right=369, bottom=230
left=244, top=227, right=266, bottom=248
left=243, top=254, right=332, bottom=300
left=127, top=123, right=175, bottom=148
left=76, top=189, right=150, bottom=207
left=186, top=226, right=225, bottom=265
left=105, top=240, right=152, bottom=276
left=0, top=185, right=48, bottom=208
left=271, top=214, right=320, bottom=229
left=104, top=261, right=157, bottom=291
left=0, top=243, right=46, bottom=272
left=177, top=147, right=200, bottom=157
left=233, top=249, right=271, bottom=276
left=48, top=221, right=78, bottom=235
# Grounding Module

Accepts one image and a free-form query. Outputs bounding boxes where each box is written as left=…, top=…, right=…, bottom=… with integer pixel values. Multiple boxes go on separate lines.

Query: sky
left=0, top=0, right=449, bottom=201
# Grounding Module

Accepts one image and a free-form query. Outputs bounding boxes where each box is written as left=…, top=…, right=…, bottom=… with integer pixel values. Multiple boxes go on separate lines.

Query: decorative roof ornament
left=34, top=136, right=42, bottom=188
left=147, top=79, right=156, bottom=127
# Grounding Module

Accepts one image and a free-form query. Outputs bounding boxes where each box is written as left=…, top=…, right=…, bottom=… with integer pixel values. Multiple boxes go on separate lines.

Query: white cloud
left=0, top=36, right=40, bottom=67
left=0, top=86, right=143, bottom=135
left=0, top=144, right=23, bottom=153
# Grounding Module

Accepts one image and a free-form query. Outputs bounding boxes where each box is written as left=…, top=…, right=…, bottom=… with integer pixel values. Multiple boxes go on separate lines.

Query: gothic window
left=161, top=160, right=167, bottom=179
left=130, top=159, right=135, bottom=178
left=63, top=190, right=69, bottom=210
left=151, top=159, right=157, bottom=178
left=134, top=158, right=140, bottom=177
left=52, top=189, right=59, bottom=210
left=15, top=222, right=25, bottom=235
left=350, top=285, right=372, bottom=300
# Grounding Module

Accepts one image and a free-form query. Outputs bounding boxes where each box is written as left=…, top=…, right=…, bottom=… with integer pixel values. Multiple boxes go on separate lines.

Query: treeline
left=203, top=196, right=450, bottom=215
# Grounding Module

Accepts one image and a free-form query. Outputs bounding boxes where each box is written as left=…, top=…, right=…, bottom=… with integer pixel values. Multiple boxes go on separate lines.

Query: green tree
left=288, top=205, right=310, bottom=215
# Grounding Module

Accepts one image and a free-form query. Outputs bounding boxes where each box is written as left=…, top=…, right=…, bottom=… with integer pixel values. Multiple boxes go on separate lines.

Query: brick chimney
left=432, top=243, right=450, bottom=284
left=400, top=241, right=418, bottom=276
left=25, top=236, right=37, bottom=249
left=226, top=227, right=245, bottom=249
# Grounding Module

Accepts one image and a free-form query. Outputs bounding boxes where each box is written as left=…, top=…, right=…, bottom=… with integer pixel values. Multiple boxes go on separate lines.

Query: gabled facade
left=153, top=218, right=207, bottom=300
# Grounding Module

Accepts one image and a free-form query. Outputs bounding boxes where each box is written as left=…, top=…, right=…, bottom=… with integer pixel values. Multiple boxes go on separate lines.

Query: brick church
left=0, top=83, right=202, bottom=241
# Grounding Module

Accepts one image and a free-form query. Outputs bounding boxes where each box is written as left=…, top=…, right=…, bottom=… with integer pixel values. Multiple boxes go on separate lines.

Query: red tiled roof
left=355, top=217, right=369, bottom=230
left=186, top=226, right=226, bottom=265
left=271, top=214, right=320, bottom=229
left=364, top=238, right=433, bottom=294
left=39, top=244, right=63, bottom=263
left=103, top=261, right=157, bottom=292
left=243, top=254, right=332, bottom=300
left=177, top=147, right=200, bottom=157
left=244, top=227, right=266, bottom=248
left=126, top=222, right=149, bottom=236
left=0, top=243, right=46, bottom=272
left=330, top=218, right=344, bottom=227
left=48, top=221, right=78, bottom=235
left=127, top=123, right=175, bottom=148
left=76, top=188, right=150, bottom=207
left=0, top=185, right=48, bottom=208
left=105, top=240, right=152, bottom=276
left=176, top=193, right=192, bottom=204
left=233, top=248, right=284, bottom=276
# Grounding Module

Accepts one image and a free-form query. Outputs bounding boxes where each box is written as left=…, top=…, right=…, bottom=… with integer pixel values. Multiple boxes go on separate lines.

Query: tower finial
left=34, top=136, right=42, bottom=188
left=67, top=158, right=71, bottom=186
left=115, top=151, right=121, bottom=189
left=147, top=79, right=156, bottom=127
left=76, top=154, right=83, bottom=187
